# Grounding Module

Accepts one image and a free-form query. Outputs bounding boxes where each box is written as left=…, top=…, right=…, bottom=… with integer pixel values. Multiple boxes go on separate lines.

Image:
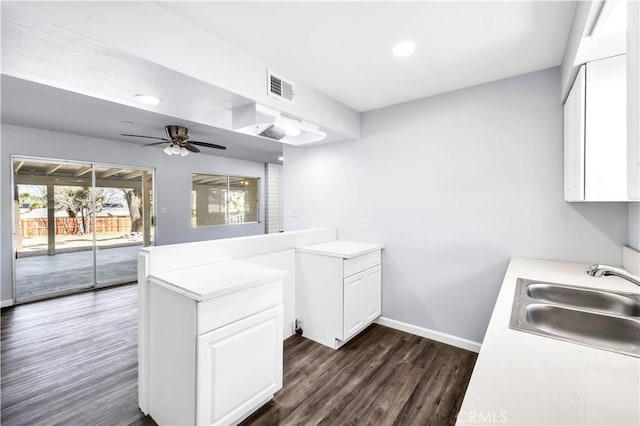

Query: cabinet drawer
left=197, top=280, right=283, bottom=335
left=344, top=251, right=381, bottom=278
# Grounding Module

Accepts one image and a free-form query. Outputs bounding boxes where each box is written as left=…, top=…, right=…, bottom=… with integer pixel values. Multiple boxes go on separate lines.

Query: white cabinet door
left=343, top=265, right=381, bottom=340
left=197, top=305, right=283, bottom=426
left=564, top=55, right=629, bottom=201
left=364, top=266, right=382, bottom=322
left=343, top=272, right=365, bottom=340
left=585, top=54, right=628, bottom=201
left=564, top=65, right=586, bottom=201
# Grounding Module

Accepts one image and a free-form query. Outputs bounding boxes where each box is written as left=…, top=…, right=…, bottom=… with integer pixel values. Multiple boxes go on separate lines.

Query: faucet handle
left=584, top=264, right=640, bottom=286
left=585, top=264, right=600, bottom=277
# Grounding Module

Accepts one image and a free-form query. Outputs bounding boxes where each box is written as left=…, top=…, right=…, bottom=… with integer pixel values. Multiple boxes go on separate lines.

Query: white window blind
left=265, top=163, right=284, bottom=233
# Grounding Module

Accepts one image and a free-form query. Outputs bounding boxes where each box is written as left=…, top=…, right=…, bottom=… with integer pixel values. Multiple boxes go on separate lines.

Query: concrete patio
left=14, top=245, right=142, bottom=301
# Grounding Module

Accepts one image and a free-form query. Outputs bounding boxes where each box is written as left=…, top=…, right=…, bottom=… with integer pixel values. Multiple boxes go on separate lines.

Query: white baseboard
left=1, top=299, right=14, bottom=308
left=376, top=316, right=481, bottom=353
left=623, top=246, right=640, bottom=276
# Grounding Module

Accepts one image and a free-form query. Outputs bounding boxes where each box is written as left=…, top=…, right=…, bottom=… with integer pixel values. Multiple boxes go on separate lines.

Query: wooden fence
left=20, top=217, right=132, bottom=237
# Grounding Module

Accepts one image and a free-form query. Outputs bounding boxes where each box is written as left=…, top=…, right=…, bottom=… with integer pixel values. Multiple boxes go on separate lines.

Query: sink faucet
left=585, top=264, right=640, bottom=287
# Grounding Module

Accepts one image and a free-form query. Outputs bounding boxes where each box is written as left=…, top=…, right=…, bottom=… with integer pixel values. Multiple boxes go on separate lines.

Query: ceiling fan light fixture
left=129, top=125, right=226, bottom=153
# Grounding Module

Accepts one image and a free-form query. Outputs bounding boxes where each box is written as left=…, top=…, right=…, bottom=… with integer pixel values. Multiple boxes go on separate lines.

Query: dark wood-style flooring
left=243, top=325, right=477, bottom=426
left=1, top=284, right=153, bottom=426
left=1, top=284, right=477, bottom=426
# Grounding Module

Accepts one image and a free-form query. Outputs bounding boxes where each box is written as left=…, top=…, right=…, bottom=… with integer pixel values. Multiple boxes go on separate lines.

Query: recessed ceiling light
left=134, top=94, right=162, bottom=106
left=278, top=156, right=284, bottom=162
left=392, top=41, right=416, bottom=57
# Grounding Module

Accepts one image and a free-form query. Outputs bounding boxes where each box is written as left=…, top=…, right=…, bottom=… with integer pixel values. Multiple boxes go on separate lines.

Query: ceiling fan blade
left=190, top=140, right=227, bottom=150
left=140, top=141, right=169, bottom=147
left=184, top=143, right=201, bottom=153
left=121, top=134, right=169, bottom=142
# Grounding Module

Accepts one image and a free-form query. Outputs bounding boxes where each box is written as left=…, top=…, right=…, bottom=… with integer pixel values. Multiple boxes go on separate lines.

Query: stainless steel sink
left=526, top=283, right=640, bottom=317
left=525, top=304, right=640, bottom=356
left=510, top=279, right=640, bottom=357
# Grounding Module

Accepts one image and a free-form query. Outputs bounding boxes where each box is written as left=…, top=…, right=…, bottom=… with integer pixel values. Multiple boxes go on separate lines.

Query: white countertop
left=148, top=260, right=287, bottom=302
left=296, top=240, right=383, bottom=258
left=457, top=257, right=640, bottom=426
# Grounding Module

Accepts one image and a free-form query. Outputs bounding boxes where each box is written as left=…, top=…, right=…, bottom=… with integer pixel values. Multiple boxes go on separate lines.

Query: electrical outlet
left=363, top=217, right=370, bottom=231
left=160, top=207, right=166, bottom=214
left=292, top=209, right=300, bottom=217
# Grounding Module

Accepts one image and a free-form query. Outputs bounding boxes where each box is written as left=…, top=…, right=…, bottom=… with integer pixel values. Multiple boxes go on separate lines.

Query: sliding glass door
left=13, top=158, right=95, bottom=300
left=94, top=166, right=154, bottom=288
left=12, top=157, right=155, bottom=303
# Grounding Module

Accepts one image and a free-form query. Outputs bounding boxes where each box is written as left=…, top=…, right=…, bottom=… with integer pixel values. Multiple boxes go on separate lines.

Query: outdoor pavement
left=18, top=233, right=147, bottom=256
left=14, top=245, right=142, bottom=301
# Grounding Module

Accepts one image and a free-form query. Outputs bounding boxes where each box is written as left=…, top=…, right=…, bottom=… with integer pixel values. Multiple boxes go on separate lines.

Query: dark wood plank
left=2, top=284, right=477, bottom=426
left=1, top=284, right=155, bottom=426
left=242, top=324, right=477, bottom=426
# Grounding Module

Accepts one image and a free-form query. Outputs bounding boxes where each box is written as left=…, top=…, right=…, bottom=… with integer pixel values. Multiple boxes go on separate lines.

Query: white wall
left=1, top=124, right=266, bottom=303
left=283, top=67, right=629, bottom=344
left=630, top=204, right=640, bottom=251
left=627, top=2, right=640, bottom=252
left=0, top=125, right=3, bottom=306
left=629, top=1, right=640, bottom=202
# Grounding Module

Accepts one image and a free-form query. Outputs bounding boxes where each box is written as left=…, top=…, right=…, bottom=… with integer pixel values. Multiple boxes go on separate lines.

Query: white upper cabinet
left=564, top=65, right=586, bottom=201
left=564, top=54, right=629, bottom=201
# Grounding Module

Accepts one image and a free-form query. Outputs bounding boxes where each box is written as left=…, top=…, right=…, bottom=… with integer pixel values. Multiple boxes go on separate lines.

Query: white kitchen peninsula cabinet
left=564, top=54, right=628, bottom=201
left=296, top=241, right=383, bottom=349
left=145, top=261, right=286, bottom=426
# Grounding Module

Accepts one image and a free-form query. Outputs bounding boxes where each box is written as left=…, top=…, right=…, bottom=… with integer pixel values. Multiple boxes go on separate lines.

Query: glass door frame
left=11, top=155, right=156, bottom=304
left=92, top=162, right=156, bottom=289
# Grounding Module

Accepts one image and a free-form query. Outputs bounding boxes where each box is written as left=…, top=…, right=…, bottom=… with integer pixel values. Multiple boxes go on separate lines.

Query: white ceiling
left=2, top=3, right=351, bottom=152
left=1, top=76, right=284, bottom=164
left=159, top=1, right=576, bottom=112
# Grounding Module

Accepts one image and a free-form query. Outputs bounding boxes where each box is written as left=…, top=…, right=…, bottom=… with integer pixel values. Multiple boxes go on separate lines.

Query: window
left=192, top=173, right=259, bottom=226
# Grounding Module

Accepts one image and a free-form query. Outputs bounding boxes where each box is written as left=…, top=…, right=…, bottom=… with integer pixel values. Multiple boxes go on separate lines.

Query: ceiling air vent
left=268, top=71, right=295, bottom=103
